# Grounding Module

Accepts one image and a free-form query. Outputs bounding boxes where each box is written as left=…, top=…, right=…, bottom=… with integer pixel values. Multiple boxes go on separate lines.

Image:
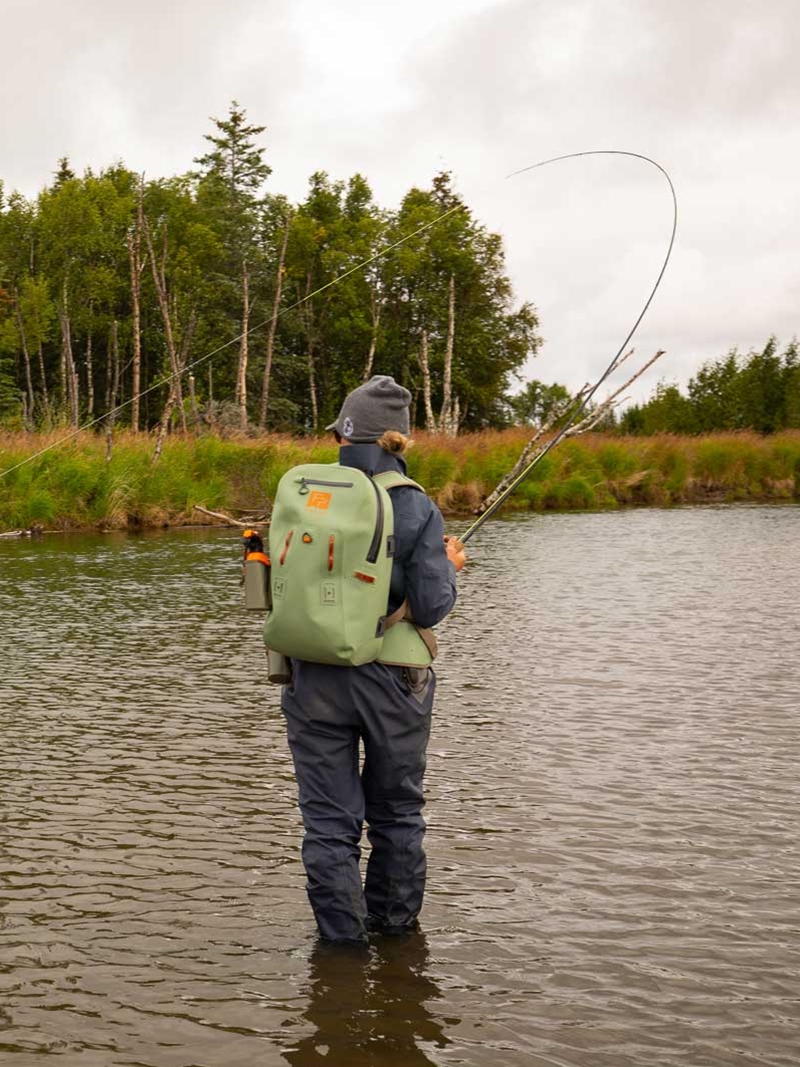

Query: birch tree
left=380, top=172, right=540, bottom=433
left=127, top=176, right=146, bottom=431
left=140, top=177, right=220, bottom=458
left=258, top=203, right=290, bottom=430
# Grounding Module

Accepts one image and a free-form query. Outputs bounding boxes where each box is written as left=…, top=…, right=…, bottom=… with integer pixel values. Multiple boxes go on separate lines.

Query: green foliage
left=377, top=172, right=541, bottom=431
left=2, top=120, right=539, bottom=436
left=595, top=441, right=637, bottom=479
left=547, top=474, right=598, bottom=510
left=0, top=351, right=18, bottom=422
left=507, top=379, right=572, bottom=426
left=194, top=101, right=272, bottom=212
left=620, top=339, right=800, bottom=435
left=406, top=447, right=458, bottom=492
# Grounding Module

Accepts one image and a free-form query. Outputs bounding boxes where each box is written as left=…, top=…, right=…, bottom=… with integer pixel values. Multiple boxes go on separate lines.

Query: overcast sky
left=2, top=0, right=798, bottom=404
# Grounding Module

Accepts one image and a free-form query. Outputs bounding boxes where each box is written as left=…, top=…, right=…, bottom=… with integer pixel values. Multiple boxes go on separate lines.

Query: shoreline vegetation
left=1, top=429, right=799, bottom=534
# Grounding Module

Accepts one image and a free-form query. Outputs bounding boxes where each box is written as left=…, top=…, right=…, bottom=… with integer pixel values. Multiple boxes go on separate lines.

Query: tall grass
left=1, top=429, right=798, bottom=531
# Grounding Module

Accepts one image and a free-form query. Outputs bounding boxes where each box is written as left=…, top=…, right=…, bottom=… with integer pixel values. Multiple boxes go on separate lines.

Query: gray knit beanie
left=326, top=375, right=411, bottom=443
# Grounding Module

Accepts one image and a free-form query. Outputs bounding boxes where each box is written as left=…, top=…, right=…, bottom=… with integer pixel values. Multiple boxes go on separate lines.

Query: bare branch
left=607, top=348, right=665, bottom=401
left=192, top=505, right=269, bottom=528
left=477, top=349, right=666, bottom=516
left=565, top=350, right=665, bottom=438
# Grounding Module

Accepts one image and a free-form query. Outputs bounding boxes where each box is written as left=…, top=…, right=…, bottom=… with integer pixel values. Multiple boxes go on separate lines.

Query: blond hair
left=377, top=430, right=413, bottom=454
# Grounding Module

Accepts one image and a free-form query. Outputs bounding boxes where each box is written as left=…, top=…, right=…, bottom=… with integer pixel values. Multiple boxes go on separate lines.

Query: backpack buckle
left=375, top=616, right=387, bottom=638
left=386, top=535, right=396, bottom=558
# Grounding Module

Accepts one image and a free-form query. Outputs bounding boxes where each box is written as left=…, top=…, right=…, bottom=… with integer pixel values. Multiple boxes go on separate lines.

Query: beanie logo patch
left=342, top=416, right=354, bottom=438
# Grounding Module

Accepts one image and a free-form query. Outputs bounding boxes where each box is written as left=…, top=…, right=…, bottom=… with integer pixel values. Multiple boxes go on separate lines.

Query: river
left=1, top=505, right=798, bottom=1066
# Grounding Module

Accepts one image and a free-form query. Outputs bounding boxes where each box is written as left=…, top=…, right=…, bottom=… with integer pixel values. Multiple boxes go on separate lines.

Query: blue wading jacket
left=339, top=443, right=458, bottom=625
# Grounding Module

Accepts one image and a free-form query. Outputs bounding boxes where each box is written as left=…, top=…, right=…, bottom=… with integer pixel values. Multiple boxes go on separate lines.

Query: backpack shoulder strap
left=373, top=470, right=425, bottom=493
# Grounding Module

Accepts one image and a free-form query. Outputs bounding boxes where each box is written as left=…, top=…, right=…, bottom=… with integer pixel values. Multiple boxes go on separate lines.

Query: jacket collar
left=338, top=443, right=407, bottom=478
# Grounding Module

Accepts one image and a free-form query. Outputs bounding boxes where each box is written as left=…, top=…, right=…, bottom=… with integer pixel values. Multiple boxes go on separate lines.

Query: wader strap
left=383, top=599, right=439, bottom=660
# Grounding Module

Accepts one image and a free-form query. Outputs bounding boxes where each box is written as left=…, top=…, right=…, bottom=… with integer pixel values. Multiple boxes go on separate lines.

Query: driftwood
left=1, top=525, right=44, bottom=539
left=192, top=505, right=269, bottom=528
left=478, top=348, right=666, bottom=515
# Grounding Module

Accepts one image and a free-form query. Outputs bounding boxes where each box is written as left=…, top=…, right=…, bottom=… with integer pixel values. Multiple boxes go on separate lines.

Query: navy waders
left=283, top=661, right=434, bottom=942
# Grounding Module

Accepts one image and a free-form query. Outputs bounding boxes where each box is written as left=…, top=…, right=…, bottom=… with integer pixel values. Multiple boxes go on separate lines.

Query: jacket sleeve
left=403, top=498, right=458, bottom=629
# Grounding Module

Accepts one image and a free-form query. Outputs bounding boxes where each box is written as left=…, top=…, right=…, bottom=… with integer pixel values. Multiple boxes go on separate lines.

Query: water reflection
left=285, top=934, right=449, bottom=1066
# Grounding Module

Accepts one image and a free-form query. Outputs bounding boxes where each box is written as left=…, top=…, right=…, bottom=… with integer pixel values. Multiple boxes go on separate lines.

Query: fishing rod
left=459, top=150, right=678, bottom=545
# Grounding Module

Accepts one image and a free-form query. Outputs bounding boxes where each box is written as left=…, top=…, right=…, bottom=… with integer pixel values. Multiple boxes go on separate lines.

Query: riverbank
left=1, top=428, right=799, bottom=532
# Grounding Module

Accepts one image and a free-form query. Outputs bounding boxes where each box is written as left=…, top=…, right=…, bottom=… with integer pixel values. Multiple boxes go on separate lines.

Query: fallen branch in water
left=192, top=505, right=269, bottom=528
left=477, top=348, right=665, bottom=516
left=0, top=524, right=44, bottom=539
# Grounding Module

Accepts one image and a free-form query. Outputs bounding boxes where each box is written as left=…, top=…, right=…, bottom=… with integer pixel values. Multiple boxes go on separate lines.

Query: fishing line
left=0, top=204, right=465, bottom=480
left=459, top=149, right=678, bottom=544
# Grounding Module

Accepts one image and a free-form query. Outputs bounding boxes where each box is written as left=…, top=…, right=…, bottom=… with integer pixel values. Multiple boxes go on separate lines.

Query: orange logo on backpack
left=307, top=491, right=332, bottom=510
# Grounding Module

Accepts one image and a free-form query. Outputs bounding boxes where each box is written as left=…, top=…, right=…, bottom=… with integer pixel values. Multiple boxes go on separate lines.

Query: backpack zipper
left=367, top=479, right=383, bottom=563
left=297, top=477, right=354, bottom=494
left=294, top=474, right=382, bottom=562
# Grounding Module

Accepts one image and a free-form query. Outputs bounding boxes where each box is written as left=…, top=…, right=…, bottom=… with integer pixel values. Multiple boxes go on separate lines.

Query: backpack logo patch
left=307, top=490, right=332, bottom=510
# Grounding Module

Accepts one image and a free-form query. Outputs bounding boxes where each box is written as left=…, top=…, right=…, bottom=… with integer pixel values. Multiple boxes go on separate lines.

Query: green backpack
left=262, top=463, right=434, bottom=668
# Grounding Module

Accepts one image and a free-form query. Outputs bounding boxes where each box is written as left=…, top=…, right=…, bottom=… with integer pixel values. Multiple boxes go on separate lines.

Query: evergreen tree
left=194, top=101, right=272, bottom=432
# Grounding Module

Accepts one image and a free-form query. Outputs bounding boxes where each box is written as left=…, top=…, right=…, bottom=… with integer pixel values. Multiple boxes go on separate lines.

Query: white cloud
left=1, top=0, right=798, bottom=406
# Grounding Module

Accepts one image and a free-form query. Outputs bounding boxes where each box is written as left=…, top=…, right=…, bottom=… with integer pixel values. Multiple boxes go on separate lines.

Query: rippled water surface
left=2, top=506, right=799, bottom=1066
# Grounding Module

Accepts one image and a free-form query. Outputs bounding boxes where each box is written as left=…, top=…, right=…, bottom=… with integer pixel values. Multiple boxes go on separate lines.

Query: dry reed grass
left=1, top=428, right=798, bottom=531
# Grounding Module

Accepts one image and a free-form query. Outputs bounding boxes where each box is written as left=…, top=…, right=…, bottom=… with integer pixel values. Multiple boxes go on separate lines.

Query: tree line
left=0, top=102, right=541, bottom=443
left=619, top=338, right=800, bottom=435
left=503, top=340, right=800, bottom=438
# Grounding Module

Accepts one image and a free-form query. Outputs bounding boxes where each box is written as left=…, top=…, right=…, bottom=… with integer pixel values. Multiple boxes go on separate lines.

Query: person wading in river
left=280, top=375, right=466, bottom=943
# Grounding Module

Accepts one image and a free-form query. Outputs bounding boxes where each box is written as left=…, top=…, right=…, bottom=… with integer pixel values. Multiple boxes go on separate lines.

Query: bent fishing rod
left=459, top=150, right=678, bottom=545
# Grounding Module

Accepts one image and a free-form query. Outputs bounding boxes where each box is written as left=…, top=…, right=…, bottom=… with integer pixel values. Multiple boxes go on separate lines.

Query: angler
left=259, top=375, right=465, bottom=943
